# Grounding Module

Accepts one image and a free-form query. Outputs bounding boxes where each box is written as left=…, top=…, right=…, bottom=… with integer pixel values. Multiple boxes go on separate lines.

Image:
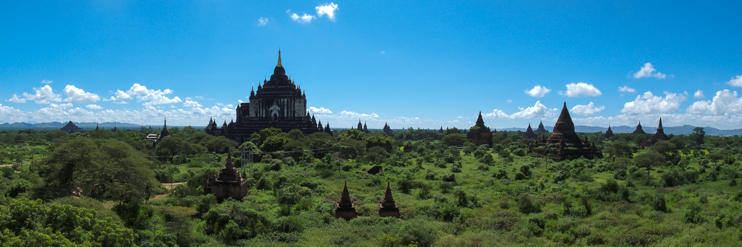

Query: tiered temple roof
left=603, top=126, right=614, bottom=138
left=528, top=102, right=603, bottom=161
left=60, top=121, right=84, bottom=133
left=378, top=182, right=400, bottom=218
left=383, top=123, right=393, bottom=136
left=205, top=51, right=326, bottom=142
left=535, top=121, right=548, bottom=133
left=159, top=120, right=170, bottom=140
left=335, top=181, right=358, bottom=220
left=524, top=123, right=537, bottom=139
left=639, top=118, right=669, bottom=148
left=631, top=122, right=646, bottom=135
left=467, top=111, right=493, bottom=147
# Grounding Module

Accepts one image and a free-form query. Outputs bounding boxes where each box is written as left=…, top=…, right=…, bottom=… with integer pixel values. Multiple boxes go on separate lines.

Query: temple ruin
left=528, top=102, right=603, bottom=161
left=535, top=121, right=548, bottom=133
left=631, top=122, right=646, bottom=135
left=603, top=125, right=614, bottom=138
left=524, top=123, right=537, bottom=139
left=639, top=118, right=669, bottom=148
left=467, top=112, right=493, bottom=147
left=205, top=152, right=248, bottom=202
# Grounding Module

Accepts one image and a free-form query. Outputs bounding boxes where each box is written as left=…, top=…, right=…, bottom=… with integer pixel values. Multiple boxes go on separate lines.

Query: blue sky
left=2, top=1, right=742, bottom=129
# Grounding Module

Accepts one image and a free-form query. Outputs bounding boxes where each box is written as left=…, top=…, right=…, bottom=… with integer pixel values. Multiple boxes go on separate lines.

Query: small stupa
left=335, top=181, right=358, bottom=220
left=205, top=151, right=249, bottom=202
left=378, top=182, right=401, bottom=218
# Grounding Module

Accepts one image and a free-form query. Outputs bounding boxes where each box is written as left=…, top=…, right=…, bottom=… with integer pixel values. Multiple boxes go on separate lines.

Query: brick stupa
left=603, top=125, right=614, bottom=138
left=524, top=123, right=537, bottom=139
left=639, top=118, right=669, bottom=148
left=528, top=102, right=603, bottom=161
left=631, top=122, right=646, bottom=135
left=60, top=121, right=84, bottom=133
left=335, top=181, right=358, bottom=220
left=378, top=182, right=401, bottom=218
left=466, top=112, right=493, bottom=147
left=205, top=151, right=248, bottom=202
left=535, top=121, right=548, bottom=133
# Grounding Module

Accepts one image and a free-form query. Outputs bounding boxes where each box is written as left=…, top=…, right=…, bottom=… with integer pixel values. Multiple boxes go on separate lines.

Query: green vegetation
left=1, top=126, right=742, bottom=246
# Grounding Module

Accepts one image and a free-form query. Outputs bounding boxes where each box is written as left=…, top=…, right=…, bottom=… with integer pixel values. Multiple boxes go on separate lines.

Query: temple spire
left=341, top=181, right=351, bottom=203
left=277, top=49, right=283, bottom=67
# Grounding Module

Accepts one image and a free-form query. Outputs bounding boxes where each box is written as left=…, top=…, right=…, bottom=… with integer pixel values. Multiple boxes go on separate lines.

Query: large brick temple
left=205, top=51, right=329, bottom=142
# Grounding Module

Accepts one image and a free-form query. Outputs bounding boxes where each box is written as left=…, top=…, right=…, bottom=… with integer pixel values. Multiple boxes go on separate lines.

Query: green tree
left=205, top=136, right=238, bottom=153
left=38, top=138, right=158, bottom=203
left=157, top=136, right=194, bottom=163
left=260, top=135, right=291, bottom=152
left=634, top=151, right=666, bottom=178
left=442, top=133, right=467, bottom=146
left=0, top=198, right=137, bottom=246
left=366, top=132, right=393, bottom=150
left=604, top=140, right=633, bottom=160
left=689, top=127, right=705, bottom=145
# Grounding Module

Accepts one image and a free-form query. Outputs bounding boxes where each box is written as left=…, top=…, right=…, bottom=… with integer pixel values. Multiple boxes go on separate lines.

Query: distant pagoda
left=467, top=111, right=493, bottom=147
left=378, top=182, right=400, bottom=218
left=639, top=118, right=669, bottom=148
left=631, top=122, right=646, bottom=135
left=524, top=123, right=537, bottom=139
left=535, top=121, right=548, bottom=133
left=335, top=181, right=358, bottom=220
left=383, top=123, right=393, bottom=136
left=603, top=126, right=614, bottom=138
left=528, top=102, right=602, bottom=161
left=60, top=121, right=83, bottom=133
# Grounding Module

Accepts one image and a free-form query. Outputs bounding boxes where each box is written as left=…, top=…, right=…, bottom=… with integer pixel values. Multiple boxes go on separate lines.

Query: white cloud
left=622, top=91, right=687, bottom=114
left=694, top=90, right=705, bottom=99
left=525, top=85, right=551, bottom=97
left=22, top=85, right=62, bottom=104
left=633, top=62, right=667, bottom=79
left=561, top=82, right=602, bottom=97
left=63, top=85, right=100, bottom=103
left=112, top=83, right=182, bottom=106
left=457, top=116, right=465, bottom=119
left=183, top=100, right=202, bottom=108
left=315, top=3, right=339, bottom=21
left=340, top=110, right=379, bottom=119
left=687, top=89, right=742, bottom=116
left=484, top=101, right=558, bottom=119
left=308, top=106, right=333, bottom=114
left=86, top=104, right=102, bottom=110
left=41, top=79, right=53, bottom=84
left=726, top=75, right=742, bottom=87
left=6, top=94, right=26, bottom=103
left=570, top=102, right=605, bottom=116
left=618, top=86, right=636, bottom=93
left=506, top=99, right=512, bottom=103
left=290, top=12, right=315, bottom=24
left=257, top=17, right=269, bottom=26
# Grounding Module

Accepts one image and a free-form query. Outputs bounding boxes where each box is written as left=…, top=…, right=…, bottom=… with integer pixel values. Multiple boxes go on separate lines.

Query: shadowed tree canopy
left=37, top=138, right=159, bottom=203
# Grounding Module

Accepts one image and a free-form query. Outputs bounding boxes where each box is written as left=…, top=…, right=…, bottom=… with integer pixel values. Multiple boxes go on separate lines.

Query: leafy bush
left=652, top=195, right=668, bottom=213
left=442, top=173, right=456, bottom=182
left=517, top=194, right=541, bottom=214
left=494, top=169, right=508, bottom=179
left=515, top=172, right=527, bottom=180
left=683, top=204, right=704, bottom=224
left=554, top=170, right=570, bottom=182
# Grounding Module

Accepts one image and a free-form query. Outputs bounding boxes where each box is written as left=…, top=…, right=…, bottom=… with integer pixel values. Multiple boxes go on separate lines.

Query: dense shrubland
left=0, top=126, right=741, bottom=246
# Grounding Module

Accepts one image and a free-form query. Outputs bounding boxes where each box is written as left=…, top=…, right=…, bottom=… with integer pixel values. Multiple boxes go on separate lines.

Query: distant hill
left=498, top=125, right=742, bottom=136
left=0, top=122, right=141, bottom=130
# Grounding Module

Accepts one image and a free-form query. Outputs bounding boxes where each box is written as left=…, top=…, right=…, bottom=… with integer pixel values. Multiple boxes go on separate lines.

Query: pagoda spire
left=340, top=181, right=351, bottom=203
left=277, top=49, right=283, bottom=67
